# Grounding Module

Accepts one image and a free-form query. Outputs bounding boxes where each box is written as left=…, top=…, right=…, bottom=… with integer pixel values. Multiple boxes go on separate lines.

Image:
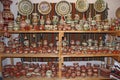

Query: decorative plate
left=94, top=0, right=106, bottom=12
left=75, top=0, right=89, bottom=12
left=55, top=0, right=72, bottom=16
left=18, top=0, right=33, bottom=16
left=116, top=7, right=120, bottom=19
left=38, top=1, right=52, bottom=15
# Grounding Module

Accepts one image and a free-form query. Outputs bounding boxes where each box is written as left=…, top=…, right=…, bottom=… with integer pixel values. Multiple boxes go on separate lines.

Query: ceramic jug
left=52, top=15, right=59, bottom=25
left=32, top=13, right=39, bottom=26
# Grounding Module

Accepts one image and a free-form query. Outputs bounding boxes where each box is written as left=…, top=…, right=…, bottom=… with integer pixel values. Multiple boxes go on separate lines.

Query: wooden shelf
left=0, top=30, right=119, bottom=34
left=3, top=76, right=111, bottom=80
left=62, top=53, right=119, bottom=57
left=0, top=53, right=58, bottom=58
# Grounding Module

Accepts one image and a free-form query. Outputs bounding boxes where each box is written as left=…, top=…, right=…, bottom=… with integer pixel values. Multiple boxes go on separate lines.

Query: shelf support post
left=58, top=32, right=64, bottom=79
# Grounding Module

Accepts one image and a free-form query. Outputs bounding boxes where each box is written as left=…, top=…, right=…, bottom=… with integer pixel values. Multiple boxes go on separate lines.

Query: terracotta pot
left=87, top=71, right=93, bottom=76
left=76, top=71, right=81, bottom=76
left=93, top=73, right=98, bottom=77
left=81, top=69, right=86, bottom=73
left=41, top=72, right=46, bottom=77
left=65, top=73, right=70, bottom=79
left=15, top=72, right=21, bottom=77
left=93, top=68, right=98, bottom=73
left=81, top=73, right=86, bottom=77
left=71, top=72, right=76, bottom=78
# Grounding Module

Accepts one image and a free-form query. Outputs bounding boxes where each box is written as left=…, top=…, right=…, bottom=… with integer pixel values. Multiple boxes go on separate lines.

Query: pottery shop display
left=1, top=0, right=14, bottom=28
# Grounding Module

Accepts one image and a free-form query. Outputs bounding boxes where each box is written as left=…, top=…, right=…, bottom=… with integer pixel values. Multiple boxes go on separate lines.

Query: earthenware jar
left=1, top=0, right=14, bottom=27
left=40, top=16, right=45, bottom=25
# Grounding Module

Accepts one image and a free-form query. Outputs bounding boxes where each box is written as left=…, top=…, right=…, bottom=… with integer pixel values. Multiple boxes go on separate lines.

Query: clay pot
left=93, top=73, right=98, bottom=77
left=67, top=69, right=72, bottom=74
left=15, top=72, right=21, bottom=77
left=20, top=70, right=26, bottom=76
left=71, top=72, right=76, bottom=78
left=41, top=72, right=46, bottom=77
left=76, top=71, right=81, bottom=76
left=81, top=72, right=86, bottom=77
left=93, top=68, right=98, bottom=73
left=65, top=73, right=70, bottom=79
left=81, top=68, right=86, bottom=73
left=87, top=68, right=92, bottom=72
left=3, top=72, right=9, bottom=78
left=87, top=71, right=93, bottom=76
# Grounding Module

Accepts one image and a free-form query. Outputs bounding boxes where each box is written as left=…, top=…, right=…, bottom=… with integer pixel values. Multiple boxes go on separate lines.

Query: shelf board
left=3, top=76, right=111, bottom=80
left=0, top=30, right=119, bottom=34
left=0, top=53, right=119, bottom=58
left=0, top=53, right=58, bottom=58
left=62, top=53, right=119, bottom=57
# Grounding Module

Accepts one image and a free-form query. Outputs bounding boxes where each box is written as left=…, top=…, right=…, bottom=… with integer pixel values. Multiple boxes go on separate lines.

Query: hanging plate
left=18, top=0, right=33, bottom=16
left=75, top=0, right=89, bottom=12
left=38, top=1, right=52, bottom=15
left=55, top=0, right=72, bottom=16
left=116, top=7, right=120, bottom=19
left=94, top=0, right=106, bottom=12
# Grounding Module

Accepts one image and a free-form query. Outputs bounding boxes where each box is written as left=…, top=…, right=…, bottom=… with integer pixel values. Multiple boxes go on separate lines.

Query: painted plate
left=75, top=0, right=89, bottom=12
left=38, top=1, right=52, bottom=15
left=116, top=7, right=120, bottom=19
left=55, top=0, right=72, bottom=16
left=18, top=0, right=33, bottom=16
left=94, top=0, right=106, bottom=12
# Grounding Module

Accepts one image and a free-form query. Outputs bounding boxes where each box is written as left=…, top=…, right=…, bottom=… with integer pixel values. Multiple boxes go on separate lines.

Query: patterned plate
left=55, top=0, right=72, bottom=16
left=75, top=0, right=89, bottom=12
left=94, top=0, right=106, bottom=12
left=116, top=7, right=120, bottom=19
left=18, top=0, right=33, bottom=16
left=38, top=1, right=52, bottom=15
